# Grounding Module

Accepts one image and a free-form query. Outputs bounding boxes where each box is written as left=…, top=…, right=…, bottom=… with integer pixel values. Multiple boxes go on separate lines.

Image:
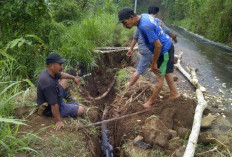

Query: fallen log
left=183, top=73, right=208, bottom=157
left=78, top=109, right=151, bottom=130
left=174, top=51, right=206, bottom=92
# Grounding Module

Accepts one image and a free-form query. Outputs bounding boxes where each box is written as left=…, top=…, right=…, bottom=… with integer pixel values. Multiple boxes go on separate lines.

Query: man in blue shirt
left=127, top=6, right=177, bottom=78
left=118, top=7, right=179, bottom=108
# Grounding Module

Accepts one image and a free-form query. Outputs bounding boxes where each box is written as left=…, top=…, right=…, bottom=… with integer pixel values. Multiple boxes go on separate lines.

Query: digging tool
left=78, top=109, right=151, bottom=130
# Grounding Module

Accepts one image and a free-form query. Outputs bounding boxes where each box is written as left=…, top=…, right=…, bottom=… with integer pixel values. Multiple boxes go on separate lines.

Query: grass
left=116, top=69, right=130, bottom=92
left=32, top=132, right=89, bottom=157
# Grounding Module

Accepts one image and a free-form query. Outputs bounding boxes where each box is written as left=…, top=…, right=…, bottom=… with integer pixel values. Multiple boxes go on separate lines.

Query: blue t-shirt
left=137, top=14, right=172, bottom=55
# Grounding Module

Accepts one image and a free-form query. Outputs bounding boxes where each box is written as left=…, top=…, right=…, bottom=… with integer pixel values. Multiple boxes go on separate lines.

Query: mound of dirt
left=105, top=67, right=197, bottom=156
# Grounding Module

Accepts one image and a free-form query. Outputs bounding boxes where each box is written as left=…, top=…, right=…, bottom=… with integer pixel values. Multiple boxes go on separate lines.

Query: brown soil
left=104, top=67, right=196, bottom=156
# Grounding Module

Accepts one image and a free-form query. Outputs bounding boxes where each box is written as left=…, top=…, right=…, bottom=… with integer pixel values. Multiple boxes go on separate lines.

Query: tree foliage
left=161, top=0, right=232, bottom=43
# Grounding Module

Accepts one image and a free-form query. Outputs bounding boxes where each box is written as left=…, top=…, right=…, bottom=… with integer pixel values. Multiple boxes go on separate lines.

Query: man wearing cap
left=37, top=52, right=84, bottom=130
left=118, top=7, right=179, bottom=108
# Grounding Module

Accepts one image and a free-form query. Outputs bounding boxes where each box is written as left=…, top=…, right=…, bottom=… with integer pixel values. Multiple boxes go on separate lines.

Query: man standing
left=37, top=52, right=84, bottom=130
left=126, top=6, right=178, bottom=87
left=118, top=7, right=179, bottom=108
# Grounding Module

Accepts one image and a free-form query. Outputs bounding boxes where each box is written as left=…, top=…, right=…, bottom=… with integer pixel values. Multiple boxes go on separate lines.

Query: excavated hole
left=82, top=50, right=197, bottom=157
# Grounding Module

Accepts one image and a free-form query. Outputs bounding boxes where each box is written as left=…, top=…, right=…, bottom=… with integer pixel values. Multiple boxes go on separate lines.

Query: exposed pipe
left=101, top=106, right=113, bottom=157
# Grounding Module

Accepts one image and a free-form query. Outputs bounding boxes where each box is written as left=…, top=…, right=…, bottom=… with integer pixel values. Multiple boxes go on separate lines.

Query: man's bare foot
left=142, top=102, right=152, bottom=108
left=169, top=93, right=181, bottom=99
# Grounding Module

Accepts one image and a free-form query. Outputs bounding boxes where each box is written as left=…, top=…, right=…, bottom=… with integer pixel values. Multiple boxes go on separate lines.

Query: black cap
left=148, top=5, right=159, bottom=14
left=117, top=7, right=135, bottom=24
left=46, top=52, right=66, bottom=65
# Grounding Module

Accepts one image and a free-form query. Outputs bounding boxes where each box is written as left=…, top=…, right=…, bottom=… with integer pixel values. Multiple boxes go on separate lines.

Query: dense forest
left=137, top=0, right=232, bottom=45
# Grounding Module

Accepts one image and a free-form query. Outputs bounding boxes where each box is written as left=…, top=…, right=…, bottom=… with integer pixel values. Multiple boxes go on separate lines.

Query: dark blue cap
left=46, top=52, right=66, bottom=65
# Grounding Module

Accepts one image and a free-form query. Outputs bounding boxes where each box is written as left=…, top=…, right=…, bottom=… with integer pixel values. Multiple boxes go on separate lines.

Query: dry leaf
left=222, top=83, right=226, bottom=88
left=219, top=88, right=224, bottom=94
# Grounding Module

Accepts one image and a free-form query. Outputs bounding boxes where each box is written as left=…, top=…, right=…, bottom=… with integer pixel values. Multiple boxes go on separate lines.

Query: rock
left=168, top=137, right=183, bottom=151
left=154, top=135, right=168, bottom=147
left=168, top=129, right=177, bottom=139
left=171, top=146, right=185, bottom=157
left=133, top=135, right=143, bottom=144
left=177, top=127, right=190, bottom=139
left=133, top=135, right=152, bottom=149
left=142, top=118, right=169, bottom=145
left=201, top=113, right=217, bottom=128
left=198, top=132, right=214, bottom=145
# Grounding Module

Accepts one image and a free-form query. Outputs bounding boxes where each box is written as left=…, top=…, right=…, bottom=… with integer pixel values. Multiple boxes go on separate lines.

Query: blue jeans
left=59, top=88, right=79, bottom=117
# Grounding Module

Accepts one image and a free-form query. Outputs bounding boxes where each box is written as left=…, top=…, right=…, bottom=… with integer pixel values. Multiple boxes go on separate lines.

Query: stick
left=78, top=109, right=151, bottom=130
left=196, top=146, right=217, bottom=156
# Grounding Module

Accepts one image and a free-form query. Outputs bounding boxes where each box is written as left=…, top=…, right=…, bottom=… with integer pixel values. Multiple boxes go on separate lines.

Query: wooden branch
left=78, top=109, right=151, bottom=130
left=94, top=76, right=116, bottom=100
left=196, top=146, right=217, bottom=156
left=175, top=51, right=206, bottom=92
left=175, top=51, right=192, bottom=81
left=189, top=67, right=206, bottom=92
left=183, top=72, right=208, bottom=157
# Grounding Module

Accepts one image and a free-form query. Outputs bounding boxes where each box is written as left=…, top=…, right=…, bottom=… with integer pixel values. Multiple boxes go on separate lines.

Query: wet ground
left=171, top=26, right=232, bottom=100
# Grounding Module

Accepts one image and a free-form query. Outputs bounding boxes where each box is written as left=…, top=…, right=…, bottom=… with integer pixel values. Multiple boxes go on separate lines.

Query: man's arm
left=158, top=19, right=177, bottom=43
left=51, top=104, right=64, bottom=130
left=61, top=72, right=80, bottom=85
left=151, top=40, right=162, bottom=74
left=127, top=29, right=139, bottom=56
left=127, top=39, right=137, bottom=56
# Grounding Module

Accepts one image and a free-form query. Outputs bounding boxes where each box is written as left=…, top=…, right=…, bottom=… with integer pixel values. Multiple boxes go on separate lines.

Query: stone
left=198, top=132, right=214, bottom=145
left=133, top=135, right=143, bottom=144
left=154, top=134, right=168, bottom=147
left=201, top=113, right=217, bottom=128
left=168, top=129, right=177, bottom=139
left=177, top=127, right=190, bottom=139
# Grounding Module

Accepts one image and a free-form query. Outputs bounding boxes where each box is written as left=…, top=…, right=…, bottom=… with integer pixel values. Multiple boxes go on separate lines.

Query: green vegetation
left=137, top=0, right=232, bottom=45
left=162, top=0, right=232, bottom=44
left=0, top=0, right=134, bottom=155
left=31, top=132, right=89, bottom=157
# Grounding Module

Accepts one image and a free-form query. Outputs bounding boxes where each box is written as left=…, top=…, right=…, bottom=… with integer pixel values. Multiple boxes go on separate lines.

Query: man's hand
left=151, top=62, right=161, bottom=74
left=172, top=36, right=177, bottom=43
left=54, top=121, right=64, bottom=130
left=126, top=49, right=133, bottom=57
left=73, top=77, right=80, bottom=86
